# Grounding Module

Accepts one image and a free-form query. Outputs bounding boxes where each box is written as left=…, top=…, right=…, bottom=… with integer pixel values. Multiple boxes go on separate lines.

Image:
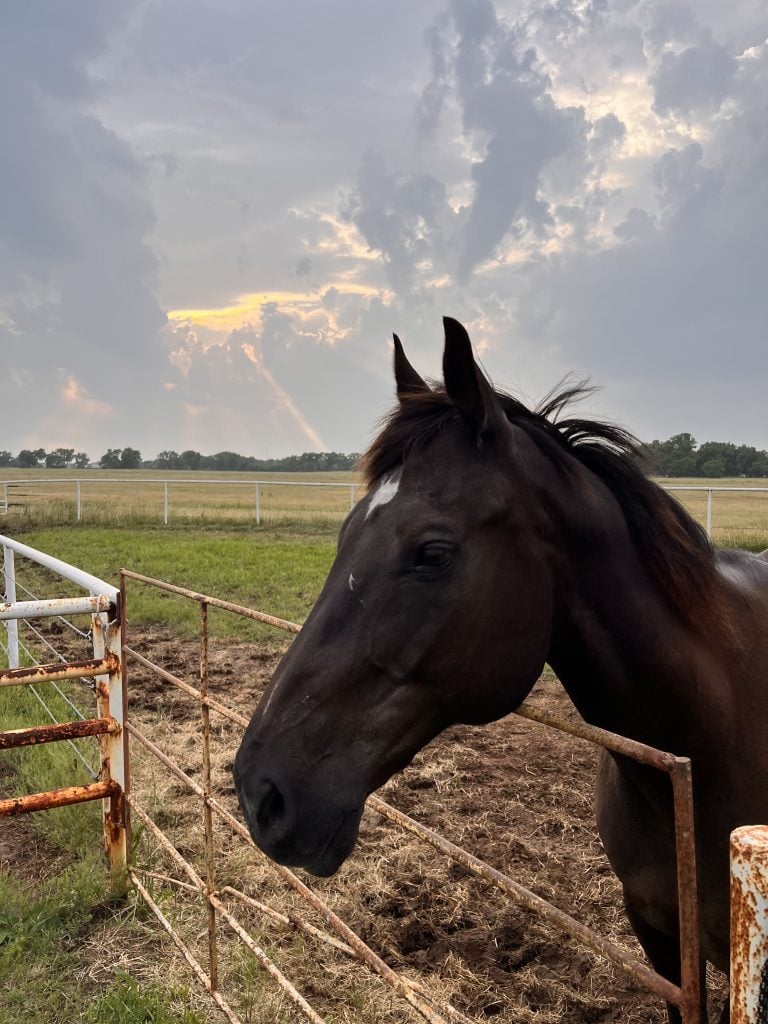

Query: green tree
left=17, top=449, right=44, bottom=468
left=156, top=450, right=181, bottom=469
left=0, top=450, right=13, bottom=466
left=73, top=452, right=90, bottom=469
left=45, top=447, right=75, bottom=468
left=100, top=449, right=123, bottom=469
left=120, top=447, right=142, bottom=469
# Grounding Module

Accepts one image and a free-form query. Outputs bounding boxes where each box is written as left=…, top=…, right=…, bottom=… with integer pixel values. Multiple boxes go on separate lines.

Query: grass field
left=2, top=470, right=767, bottom=545
left=2, top=475, right=767, bottom=1023
left=0, top=469, right=362, bottom=528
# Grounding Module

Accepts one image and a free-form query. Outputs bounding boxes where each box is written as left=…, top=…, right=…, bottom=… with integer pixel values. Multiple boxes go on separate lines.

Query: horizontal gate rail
left=0, top=716, right=118, bottom=749
left=0, top=655, right=117, bottom=687
left=0, top=778, right=121, bottom=816
left=0, top=594, right=113, bottom=620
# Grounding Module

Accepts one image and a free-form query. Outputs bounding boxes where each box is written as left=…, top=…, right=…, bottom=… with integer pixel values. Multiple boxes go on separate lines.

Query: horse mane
left=361, top=382, right=732, bottom=636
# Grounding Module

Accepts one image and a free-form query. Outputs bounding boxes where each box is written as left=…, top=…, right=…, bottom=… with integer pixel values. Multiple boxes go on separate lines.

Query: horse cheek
left=368, top=592, right=454, bottom=681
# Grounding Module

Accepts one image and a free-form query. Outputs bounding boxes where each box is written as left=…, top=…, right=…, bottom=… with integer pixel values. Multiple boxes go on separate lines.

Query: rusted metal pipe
left=669, top=759, right=702, bottom=1024
left=199, top=601, right=218, bottom=991
left=125, top=727, right=457, bottom=1024
left=127, top=799, right=328, bottom=1024
left=730, top=825, right=768, bottom=1024
left=513, top=701, right=679, bottom=771
left=0, top=716, right=117, bottom=750
left=121, top=569, right=301, bottom=633
left=0, top=655, right=117, bottom=688
left=0, top=779, right=120, bottom=816
left=129, top=872, right=242, bottom=1024
left=0, top=594, right=113, bottom=620
left=123, top=645, right=245, bottom=726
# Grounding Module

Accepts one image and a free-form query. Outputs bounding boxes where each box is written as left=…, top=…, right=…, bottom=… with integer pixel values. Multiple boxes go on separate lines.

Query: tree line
left=2, top=437, right=767, bottom=477
left=0, top=447, right=360, bottom=473
left=645, top=434, right=768, bottom=477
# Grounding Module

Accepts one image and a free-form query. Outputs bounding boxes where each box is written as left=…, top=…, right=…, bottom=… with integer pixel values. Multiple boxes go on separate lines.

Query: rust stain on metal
left=0, top=779, right=120, bottom=816
left=0, top=716, right=117, bottom=750
left=730, top=826, right=768, bottom=1024
left=669, top=760, right=702, bottom=1023
left=0, top=654, right=118, bottom=688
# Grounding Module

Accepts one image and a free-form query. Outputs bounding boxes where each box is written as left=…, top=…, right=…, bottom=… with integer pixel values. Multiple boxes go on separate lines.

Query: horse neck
left=545, top=486, right=725, bottom=749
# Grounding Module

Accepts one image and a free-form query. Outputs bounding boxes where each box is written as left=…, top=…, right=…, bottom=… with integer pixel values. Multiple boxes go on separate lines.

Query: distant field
left=0, top=468, right=362, bottom=527
left=661, top=476, right=768, bottom=548
left=1, top=469, right=767, bottom=545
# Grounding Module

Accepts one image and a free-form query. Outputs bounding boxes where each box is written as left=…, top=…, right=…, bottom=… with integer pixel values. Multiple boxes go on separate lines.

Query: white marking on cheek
left=261, top=678, right=282, bottom=718
left=365, top=472, right=401, bottom=519
left=348, top=572, right=356, bottom=591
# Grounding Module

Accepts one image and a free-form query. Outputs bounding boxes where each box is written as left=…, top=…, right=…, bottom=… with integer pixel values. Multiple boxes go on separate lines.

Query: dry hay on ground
left=118, top=628, right=728, bottom=1023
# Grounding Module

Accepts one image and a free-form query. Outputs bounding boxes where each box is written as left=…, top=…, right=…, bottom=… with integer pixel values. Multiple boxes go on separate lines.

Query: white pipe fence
left=1, top=477, right=360, bottom=525
left=2, top=477, right=768, bottom=534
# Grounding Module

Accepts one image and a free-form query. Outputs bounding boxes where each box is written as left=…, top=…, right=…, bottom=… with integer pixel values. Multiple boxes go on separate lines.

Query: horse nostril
left=256, top=779, right=286, bottom=833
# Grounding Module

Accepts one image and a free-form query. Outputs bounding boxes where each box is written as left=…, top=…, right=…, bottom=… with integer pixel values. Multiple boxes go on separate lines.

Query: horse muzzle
left=233, top=752, right=365, bottom=876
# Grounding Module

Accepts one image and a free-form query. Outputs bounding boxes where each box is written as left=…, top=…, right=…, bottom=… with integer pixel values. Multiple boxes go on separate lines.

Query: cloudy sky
left=2, top=0, right=766, bottom=460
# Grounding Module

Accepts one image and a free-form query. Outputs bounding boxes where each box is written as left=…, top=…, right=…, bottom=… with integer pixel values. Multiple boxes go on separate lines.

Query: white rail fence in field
left=1, top=478, right=768, bottom=538
left=1, top=477, right=360, bottom=525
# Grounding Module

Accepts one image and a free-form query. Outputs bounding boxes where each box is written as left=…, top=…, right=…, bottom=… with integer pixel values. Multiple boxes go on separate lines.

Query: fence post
left=350, top=485, right=356, bottom=511
left=2, top=545, right=19, bottom=668
left=255, top=484, right=261, bottom=525
left=706, top=489, right=713, bottom=538
left=163, top=481, right=169, bottom=526
left=730, top=825, right=768, bottom=1023
left=2, top=481, right=7, bottom=515
left=92, top=603, right=129, bottom=893
left=76, top=480, right=81, bottom=523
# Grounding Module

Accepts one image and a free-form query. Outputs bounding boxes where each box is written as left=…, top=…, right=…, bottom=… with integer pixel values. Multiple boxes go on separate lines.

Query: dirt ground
left=118, top=627, right=727, bottom=1024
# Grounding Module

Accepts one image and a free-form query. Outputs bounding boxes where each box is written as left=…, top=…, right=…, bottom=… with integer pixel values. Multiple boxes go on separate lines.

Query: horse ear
left=442, top=317, right=499, bottom=431
left=393, top=333, right=429, bottom=400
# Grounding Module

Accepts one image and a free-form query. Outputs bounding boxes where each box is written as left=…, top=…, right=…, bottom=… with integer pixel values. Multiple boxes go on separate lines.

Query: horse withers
left=234, top=317, right=768, bottom=1023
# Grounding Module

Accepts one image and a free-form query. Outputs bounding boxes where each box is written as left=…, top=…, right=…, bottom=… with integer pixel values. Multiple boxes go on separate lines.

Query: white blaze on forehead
left=365, top=472, right=401, bottom=520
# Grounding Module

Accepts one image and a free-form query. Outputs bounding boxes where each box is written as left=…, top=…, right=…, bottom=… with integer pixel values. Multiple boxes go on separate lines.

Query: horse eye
left=413, top=542, right=455, bottom=573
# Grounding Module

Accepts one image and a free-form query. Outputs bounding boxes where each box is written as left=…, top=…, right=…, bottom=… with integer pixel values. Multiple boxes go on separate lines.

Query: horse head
left=234, top=318, right=557, bottom=875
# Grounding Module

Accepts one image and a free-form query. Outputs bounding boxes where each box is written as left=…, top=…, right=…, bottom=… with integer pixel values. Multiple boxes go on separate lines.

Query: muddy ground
left=117, top=628, right=727, bottom=1024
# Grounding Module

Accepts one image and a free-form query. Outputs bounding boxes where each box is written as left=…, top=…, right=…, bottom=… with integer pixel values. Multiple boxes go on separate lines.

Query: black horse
left=235, top=317, right=768, bottom=1023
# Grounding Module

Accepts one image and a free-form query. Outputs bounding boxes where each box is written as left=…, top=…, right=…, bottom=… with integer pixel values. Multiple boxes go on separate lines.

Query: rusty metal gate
left=119, top=568, right=706, bottom=1024
left=0, top=534, right=128, bottom=885
left=3, top=542, right=767, bottom=1021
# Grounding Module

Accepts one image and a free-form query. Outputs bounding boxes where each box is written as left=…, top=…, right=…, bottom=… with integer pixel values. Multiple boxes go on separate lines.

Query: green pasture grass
left=0, top=680, right=208, bottom=1023
left=11, top=525, right=337, bottom=640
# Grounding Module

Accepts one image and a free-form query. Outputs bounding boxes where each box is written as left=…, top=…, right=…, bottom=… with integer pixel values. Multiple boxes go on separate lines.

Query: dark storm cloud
left=0, top=2, right=167, bottom=450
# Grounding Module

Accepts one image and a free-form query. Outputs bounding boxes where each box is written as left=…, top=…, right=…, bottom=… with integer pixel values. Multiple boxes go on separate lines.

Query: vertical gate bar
left=76, top=480, right=81, bottom=523
left=706, top=489, right=713, bottom=538
left=730, top=825, right=768, bottom=1024
left=255, top=484, right=260, bottom=526
left=119, top=571, right=131, bottom=862
left=670, top=759, right=702, bottom=1024
left=92, top=605, right=128, bottom=892
left=3, top=545, right=19, bottom=668
left=163, top=481, right=169, bottom=526
left=200, top=600, right=218, bottom=990
left=3, top=481, right=8, bottom=515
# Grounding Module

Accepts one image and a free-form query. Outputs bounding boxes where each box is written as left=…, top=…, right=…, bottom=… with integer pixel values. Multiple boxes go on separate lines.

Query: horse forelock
left=360, top=383, right=735, bottom=641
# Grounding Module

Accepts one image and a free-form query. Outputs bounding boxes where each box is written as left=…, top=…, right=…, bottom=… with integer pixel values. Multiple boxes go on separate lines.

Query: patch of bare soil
left=121, top=628, right=727, bottom=1024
